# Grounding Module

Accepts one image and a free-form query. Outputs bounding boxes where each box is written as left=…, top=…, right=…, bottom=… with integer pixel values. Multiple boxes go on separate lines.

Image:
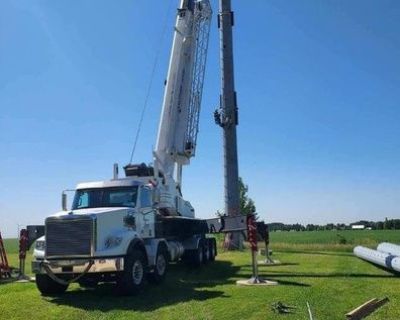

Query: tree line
left=215, top=178, right=399, bottom=233
left=268, top=219, right=400, bottom=232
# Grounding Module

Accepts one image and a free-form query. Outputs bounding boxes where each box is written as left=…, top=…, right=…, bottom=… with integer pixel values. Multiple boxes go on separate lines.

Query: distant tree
left=215, top=176, right=257, bottom=219
left=268, top=223, right=285, bottom=231
left=238, top=177, right=257, bottom=218
left=224, top=177, right=257, bottom=250
left=306, top=224, right=316, bottom=231
left=292, top=223, right=304, bottom=231
left=336, top=223, right=346, bottom=230
left=325, top=223, right=335, bottom=231
left=383, top=218, right=389, bottom=230
left=376, top=221, right=384, bottom=230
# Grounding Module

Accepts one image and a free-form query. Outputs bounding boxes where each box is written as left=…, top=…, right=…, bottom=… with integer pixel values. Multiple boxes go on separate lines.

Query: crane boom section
left=155, top=0, right=212, bottom=180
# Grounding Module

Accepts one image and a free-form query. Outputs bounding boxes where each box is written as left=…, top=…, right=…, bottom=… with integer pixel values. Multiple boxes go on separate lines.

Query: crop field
left=1, top=230, right=400, bottom=319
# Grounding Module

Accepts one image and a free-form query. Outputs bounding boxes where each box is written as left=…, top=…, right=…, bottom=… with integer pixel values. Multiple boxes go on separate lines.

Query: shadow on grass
left=361, top=260, right=400, bottom=276
left=0, top=278, right=16, bottom=286
left=274, top=250, right=353, bottom=257
left=271, top=279, right=310, bottom=287
left=48, top=260, right=238, bottom=312
left=257, top=271, right=395, bottom=279
left=257, top=262, right=299, bottom=267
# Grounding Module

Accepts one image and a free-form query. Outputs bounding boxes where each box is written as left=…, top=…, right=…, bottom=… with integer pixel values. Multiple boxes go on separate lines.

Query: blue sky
left=1, top=0, right=399, bottom=237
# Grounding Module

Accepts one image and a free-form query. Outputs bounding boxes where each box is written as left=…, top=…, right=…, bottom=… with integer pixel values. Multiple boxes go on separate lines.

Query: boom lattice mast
left=155, top=0, right=212, bottom=189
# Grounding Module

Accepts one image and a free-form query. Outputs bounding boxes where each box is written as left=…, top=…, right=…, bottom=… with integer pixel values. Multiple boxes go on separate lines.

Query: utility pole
left=215, top=0, right=242, bottom=249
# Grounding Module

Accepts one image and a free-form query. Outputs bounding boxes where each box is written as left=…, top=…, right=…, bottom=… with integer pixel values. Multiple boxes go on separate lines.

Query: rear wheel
left=36, top=274, right=68, bottom=295
left=148, top=246, right=168, bottom=284
left=188, top=241, right=204, bottom=267
left=208, top=238, right=216, bottom=262
left=116, top=249, right=146, bottom=295
left=203, top=240, right=210, bottom=264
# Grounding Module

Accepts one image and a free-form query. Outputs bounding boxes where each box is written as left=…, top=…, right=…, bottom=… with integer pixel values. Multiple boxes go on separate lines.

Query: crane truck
left=32, top=0, right=214, bottom=295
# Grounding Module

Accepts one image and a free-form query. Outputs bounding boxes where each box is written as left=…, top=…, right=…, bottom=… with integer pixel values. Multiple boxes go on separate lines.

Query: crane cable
left=129, top=0, right=174, bottom=164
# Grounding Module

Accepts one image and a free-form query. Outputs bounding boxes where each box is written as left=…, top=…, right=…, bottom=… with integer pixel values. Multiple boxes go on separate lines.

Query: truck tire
left=35, top=274, right=68, bottom=295
left=203, top=239, right=210, bottom=264
left=116, top=249, right=146, bottom=295
left=189, top=241, right=204, bottom=267
left=209, top=238, right=216, bottom=262
left=148, top=246, right=168, bottom=284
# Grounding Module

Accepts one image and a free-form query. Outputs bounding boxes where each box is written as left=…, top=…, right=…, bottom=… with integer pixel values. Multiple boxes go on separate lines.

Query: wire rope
left=128, top=0, right=174, bottom=164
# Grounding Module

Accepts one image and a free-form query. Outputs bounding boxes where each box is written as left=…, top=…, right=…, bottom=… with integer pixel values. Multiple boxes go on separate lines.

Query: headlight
left=35, top=240, right=46, bottom=251
left=104, top=236, right=123, bottom=249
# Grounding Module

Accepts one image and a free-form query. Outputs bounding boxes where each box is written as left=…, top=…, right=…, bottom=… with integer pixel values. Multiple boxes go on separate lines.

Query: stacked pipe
left=377, top=242, right=400, bottom=256
left=354, top=242, right=400, bottom=273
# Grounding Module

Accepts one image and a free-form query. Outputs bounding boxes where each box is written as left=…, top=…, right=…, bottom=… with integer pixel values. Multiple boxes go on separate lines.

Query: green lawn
left=270, top=229, right=400, bottom=246
left=1, top=231, right=399, bottom=319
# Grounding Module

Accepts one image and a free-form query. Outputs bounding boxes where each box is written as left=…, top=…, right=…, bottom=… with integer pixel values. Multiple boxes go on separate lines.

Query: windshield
left=72, top=187, right=138, bottom=210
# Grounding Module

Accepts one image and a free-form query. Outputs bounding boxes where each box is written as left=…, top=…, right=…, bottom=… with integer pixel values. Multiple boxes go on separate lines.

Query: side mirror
left=62, top=193, right=68, bottom=211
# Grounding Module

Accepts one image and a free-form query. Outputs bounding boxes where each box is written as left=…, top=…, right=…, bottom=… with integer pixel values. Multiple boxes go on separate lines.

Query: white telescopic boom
left=155, top=0, right=212, bottom=187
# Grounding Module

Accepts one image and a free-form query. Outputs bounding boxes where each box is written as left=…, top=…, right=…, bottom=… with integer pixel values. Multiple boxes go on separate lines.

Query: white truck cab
left=32, top=168, right=216, bottom=295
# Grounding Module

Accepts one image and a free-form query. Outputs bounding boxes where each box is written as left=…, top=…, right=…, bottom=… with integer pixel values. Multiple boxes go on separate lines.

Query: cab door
left=137, top=186, right=156, bottom=238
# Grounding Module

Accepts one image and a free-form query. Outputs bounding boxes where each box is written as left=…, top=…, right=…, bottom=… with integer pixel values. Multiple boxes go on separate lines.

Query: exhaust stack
left=113, top=163, right=119, bottom=179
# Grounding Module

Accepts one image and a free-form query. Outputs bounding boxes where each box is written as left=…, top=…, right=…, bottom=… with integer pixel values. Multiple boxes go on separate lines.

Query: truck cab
left=32, top=169, right=216, bottom=296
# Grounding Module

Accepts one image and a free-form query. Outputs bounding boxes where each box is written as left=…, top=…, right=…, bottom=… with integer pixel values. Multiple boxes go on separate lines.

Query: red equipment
left=18, top=229, right=29, bottom=279
left=246, top=214, right=258, bottom=252
left=0, top=231, right=11, bottom=279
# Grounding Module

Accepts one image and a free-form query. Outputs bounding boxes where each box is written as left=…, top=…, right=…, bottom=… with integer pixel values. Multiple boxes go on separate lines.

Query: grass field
left=1, top=230, right=400, bottom=319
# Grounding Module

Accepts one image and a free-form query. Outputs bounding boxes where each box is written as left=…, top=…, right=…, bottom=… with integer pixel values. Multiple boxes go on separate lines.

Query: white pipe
left=353, top=246, right=400, bottom=273
left=377, top=242, right=400, bottom=257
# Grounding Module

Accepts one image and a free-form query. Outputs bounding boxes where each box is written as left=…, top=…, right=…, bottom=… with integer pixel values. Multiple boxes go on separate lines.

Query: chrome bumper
left=32, top=257, right=124, bottom=274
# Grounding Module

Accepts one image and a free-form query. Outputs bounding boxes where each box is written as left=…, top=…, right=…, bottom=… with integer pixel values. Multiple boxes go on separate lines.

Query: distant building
left=351, top=225, right=365, bottom=230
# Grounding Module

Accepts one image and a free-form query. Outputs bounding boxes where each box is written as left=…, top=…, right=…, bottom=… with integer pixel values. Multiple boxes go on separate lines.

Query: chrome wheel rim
left=132, top=260, right=143, bottom=285
left=156, top=254, right=166, bottom=275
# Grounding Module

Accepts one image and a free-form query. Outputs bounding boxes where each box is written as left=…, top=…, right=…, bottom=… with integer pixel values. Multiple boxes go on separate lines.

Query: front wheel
left=35, top=274, right=69, bottom=295
left=116, top=249, right=146, bottom=295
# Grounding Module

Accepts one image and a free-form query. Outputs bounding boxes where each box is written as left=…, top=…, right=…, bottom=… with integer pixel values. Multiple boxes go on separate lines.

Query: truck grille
left=45, top=216, right=94, bottom=258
